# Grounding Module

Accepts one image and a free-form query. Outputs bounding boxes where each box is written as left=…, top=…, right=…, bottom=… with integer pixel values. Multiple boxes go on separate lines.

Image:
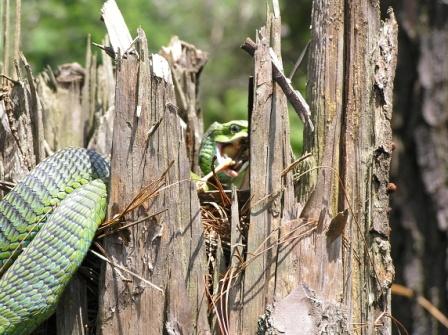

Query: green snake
left=0, top=148, right=109, bottom=335
left=198, top=120, right=249, bottom=187
left=0, top=121, right=247, bottom=334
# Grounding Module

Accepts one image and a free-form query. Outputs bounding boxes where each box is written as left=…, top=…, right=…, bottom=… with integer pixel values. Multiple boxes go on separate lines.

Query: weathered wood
left=340, top=5, right=396, bottom=333
left=36, top=63, right=86, bottom=149
left=240, top=3, right=307, bottom=332
left=297, top=2, right=348, bottom=330
left=241, top=37, right=313, bottom=131
left=0, top=97, right=30, bottom=194
left=0, top=57, right=43, bottom=191
left=2, top=0, right=11, bottom=78
left=97, top=29, right=209, bottom=334
left=56, top=274, right=88, bottom=335
left=270, top=0, right=297, bottom=303
left=88, top=36, right=115, bottom=156
left=228, top=186, right=243, bottom=334
left=290, top=1, right=396, bottom=333
left=242, top=22, right=276, bottom=333
left=20, top=54, right=44, bottom=163
left=161, top=36, right=208, bottom=174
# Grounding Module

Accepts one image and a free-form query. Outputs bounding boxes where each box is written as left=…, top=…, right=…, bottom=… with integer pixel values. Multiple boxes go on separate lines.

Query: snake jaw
left=215, top=137, right=249, bottom=178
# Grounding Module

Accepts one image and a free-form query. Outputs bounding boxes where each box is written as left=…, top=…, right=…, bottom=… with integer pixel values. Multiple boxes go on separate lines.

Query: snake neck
left=199, top=134, right=217, bottom=176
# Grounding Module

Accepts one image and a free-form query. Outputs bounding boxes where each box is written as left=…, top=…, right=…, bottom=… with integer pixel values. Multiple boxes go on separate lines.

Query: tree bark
left=384, top=0, right=448, bottom=333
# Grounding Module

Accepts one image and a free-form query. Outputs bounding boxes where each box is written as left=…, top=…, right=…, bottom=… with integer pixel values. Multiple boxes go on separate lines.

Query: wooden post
left=242, top=22, right=276, bottom=334
left=292, top=1, right=396, bottom=333
left=239, top=1, right=297, bottom=331
left=236, top=1, right=397, bottom=333
left=97, top=29, right=209, bottom=334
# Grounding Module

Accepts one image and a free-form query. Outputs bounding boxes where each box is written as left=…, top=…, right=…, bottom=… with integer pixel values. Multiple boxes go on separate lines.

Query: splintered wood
left=96, top=30, right=209, bottom=334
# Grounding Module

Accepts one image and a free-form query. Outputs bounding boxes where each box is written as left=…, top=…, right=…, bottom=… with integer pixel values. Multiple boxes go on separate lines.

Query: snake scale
left=0, top=148, right=109, bottom=335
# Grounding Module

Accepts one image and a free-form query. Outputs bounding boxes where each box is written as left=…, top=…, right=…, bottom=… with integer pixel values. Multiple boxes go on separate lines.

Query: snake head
left=199, top=120, right=249, bottom=180
left=213, top=120, right=249, bottom=178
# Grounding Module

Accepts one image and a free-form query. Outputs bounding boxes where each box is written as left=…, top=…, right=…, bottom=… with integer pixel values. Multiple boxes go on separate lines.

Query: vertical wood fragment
left=296, top=0, right=397, bottom=333
left=37, top=63, right=87, bottom=149
left=88, top=36, right=115, bottom=156
left=97, top=29, right=209, bottom=335
left=56, top=275, right=88, bottom=335
left=270, top=0, right=298, bottom=301
left=161, top=37, right=208, bottom=174
left=100, top=0, right=133, bottom=55
left=340, top=4, right=397, bottom=333
left=229, top=187, right=243, bottom=334
left=243, top=24, right=276, bottom=334
left=2, top=0, right=10, bottom=78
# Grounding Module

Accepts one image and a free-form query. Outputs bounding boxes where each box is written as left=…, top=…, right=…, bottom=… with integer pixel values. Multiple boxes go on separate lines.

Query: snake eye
left=230, top=124, right=240, bottom=134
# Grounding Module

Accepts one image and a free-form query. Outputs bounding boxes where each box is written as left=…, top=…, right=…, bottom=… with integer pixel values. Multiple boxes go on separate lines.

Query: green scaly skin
left=198, top=120, right=249, bottom=187
left=0, top=148, right=109, bottom=335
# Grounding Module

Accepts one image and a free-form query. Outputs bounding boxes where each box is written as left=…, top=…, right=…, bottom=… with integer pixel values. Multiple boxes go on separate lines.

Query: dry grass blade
left=212, top=220, right=317, bottom=304
left=98, top=160, right=174, bottom=233
left=90, top=248, right=163, bottom=293
left=288, top=40, right=310, bottom=80
left=0, top=179, right=15, bottom=190
left=210, top=156, right=231, bottom=206
left=385, top=312, right=409, bottom=335
left=204, top=275, right=227, bottom=335
left=392, top=283, right=448, bottom=329
left=96, top=209, right=168, bottom=239
left=281, top=151, right=312, bottom=176
left=201, top=202, right=229, bottom=245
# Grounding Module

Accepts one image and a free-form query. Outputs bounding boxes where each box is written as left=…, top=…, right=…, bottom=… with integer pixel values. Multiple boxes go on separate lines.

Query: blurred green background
left=21, top=0, right=311, bottom=154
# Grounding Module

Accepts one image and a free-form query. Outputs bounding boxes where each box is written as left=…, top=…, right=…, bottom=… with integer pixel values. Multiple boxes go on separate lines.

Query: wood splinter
left=241, top=37, right=314, bottom=131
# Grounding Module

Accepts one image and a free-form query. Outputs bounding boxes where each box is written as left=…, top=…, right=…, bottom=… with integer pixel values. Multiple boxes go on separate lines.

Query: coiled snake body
left=0, top=148, right=109, bottom=335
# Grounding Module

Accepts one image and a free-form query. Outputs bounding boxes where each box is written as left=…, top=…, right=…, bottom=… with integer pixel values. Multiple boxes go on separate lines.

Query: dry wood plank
left=20, top=54, right=45, bottom=163
left=97, top=29, right=209, bottom=334
left=268, top=0, right=297, bottom=303
left=0, top=65, right=41, bottom=182
left=0, top=98, right=30, bottom=196
left=240, top=3, right=302, bottom=332
left=296, top=0, right=345, bottom=303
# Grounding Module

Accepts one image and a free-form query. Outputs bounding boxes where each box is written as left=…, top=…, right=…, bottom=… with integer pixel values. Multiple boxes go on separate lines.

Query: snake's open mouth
left=215, top=137, right=249, bottom=177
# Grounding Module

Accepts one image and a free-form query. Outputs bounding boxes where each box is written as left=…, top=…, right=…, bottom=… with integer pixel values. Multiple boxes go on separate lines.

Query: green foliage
left=19, top=0, right=311, bottom=154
